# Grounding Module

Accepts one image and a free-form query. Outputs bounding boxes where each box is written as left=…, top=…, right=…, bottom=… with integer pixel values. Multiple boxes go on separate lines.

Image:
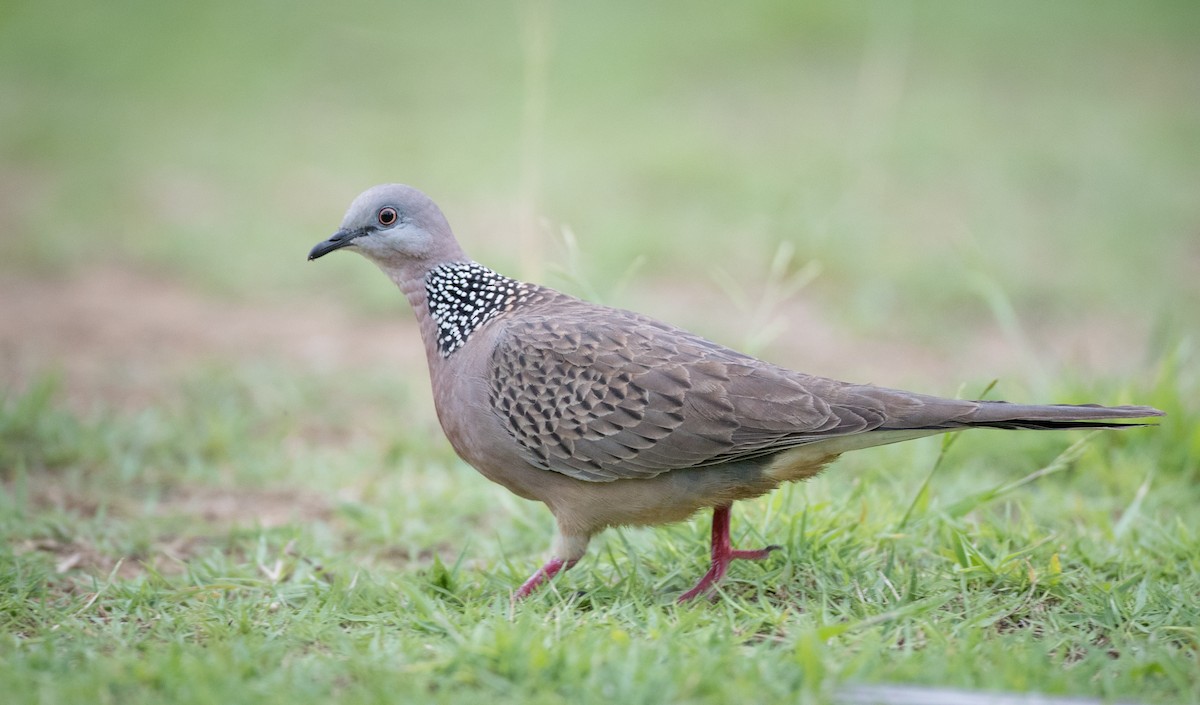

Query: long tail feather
left=962, top=402, right=1163, bottom=430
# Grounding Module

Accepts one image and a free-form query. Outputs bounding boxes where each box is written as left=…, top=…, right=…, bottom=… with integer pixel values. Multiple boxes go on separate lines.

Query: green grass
left=3, top=358, right=1197, bottom=705
left=2, top=0, right=1199, bottom=703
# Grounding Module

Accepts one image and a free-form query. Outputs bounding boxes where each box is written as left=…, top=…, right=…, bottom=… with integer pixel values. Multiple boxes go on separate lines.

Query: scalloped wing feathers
left=488, top=295, right=912, bottom=482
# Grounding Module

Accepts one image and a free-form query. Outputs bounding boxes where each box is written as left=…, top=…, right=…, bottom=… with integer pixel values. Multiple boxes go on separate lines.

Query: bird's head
left=308, top=184, right=465, bottom=268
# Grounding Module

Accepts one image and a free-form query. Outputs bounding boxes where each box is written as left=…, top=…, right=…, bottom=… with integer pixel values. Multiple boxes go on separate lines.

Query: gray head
left=308, top=184, right=466, bottom=268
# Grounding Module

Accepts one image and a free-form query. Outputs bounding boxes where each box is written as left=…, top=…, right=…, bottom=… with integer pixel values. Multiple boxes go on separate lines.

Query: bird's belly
left=548, top=455, right=831, bottom=533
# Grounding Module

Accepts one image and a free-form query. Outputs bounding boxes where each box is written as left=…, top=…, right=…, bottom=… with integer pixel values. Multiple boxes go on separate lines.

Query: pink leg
left=677, top=505, right=780, bottom=602
left=513, top=557, right=579, bottom=600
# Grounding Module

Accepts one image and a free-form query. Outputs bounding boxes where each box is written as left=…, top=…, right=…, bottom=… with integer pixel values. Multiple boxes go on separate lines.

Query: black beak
left=308, top=228, right=366, bottom=260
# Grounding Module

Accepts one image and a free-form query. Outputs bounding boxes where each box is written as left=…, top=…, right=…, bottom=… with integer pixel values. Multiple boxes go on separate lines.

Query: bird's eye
left=377, top=207, right=398, bottom=226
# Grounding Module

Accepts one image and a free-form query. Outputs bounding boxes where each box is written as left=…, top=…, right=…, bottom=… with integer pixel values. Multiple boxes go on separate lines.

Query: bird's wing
left=487, top=300, right=898, bottom=482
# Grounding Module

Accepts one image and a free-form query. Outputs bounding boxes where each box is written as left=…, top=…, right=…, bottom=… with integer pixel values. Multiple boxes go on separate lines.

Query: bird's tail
left=763, top=396, right=1163, bottom=473
left=959, top=401, right=1164, bottom=430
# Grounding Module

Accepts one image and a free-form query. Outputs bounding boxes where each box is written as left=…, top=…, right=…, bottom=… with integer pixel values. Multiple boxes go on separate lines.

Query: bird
left=308, top=183, right=1164, bottom=602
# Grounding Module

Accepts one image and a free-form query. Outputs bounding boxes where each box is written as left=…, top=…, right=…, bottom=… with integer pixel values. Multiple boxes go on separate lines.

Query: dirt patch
left=152, top=485, right=334, bottom=527
left=0, top=265, right=426, bottom=410
left=0, top=264, right=1151, bottom=412
left=18, top=468, right=335, bottom=528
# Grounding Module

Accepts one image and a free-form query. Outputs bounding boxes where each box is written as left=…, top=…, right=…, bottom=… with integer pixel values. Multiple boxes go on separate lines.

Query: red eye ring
left=378, top=207, right=398, bottom=226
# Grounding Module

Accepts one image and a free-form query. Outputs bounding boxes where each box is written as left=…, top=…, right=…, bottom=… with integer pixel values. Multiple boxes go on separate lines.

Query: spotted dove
left=308, top=184, right=1163, bottom=601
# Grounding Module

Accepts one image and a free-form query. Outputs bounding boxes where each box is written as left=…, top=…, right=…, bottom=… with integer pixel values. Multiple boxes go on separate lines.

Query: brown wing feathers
left=487, top=295, right=1160, bottom=484
left=488, top=299, right=890, bottom=482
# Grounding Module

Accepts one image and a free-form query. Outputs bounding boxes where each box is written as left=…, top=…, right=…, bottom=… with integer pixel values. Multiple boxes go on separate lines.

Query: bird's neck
left=384, top=260, right=535, bottom=361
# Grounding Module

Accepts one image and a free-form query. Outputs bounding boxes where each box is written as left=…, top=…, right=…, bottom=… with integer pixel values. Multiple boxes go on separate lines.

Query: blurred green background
left=3, top=0, right=1197, bottom=360
left=2, top=2, right=1199, bottom=703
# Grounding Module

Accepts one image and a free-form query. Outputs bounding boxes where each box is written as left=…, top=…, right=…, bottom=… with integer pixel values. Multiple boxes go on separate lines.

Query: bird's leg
left=677, top=504, right=780, bottom=602
left=513, top=557, right=578, bottom=600
left=512, top=529, right=589, bottom=601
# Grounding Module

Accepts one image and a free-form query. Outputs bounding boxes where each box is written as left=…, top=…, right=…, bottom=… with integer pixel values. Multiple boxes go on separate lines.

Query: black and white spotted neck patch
left=425, top=262, right=534, bottom=357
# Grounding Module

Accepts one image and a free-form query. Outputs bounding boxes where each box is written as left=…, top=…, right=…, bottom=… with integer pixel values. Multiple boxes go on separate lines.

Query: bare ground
left=0, top=265, right=426, bottom=411
left=0, top=265, right=1149, bottom=411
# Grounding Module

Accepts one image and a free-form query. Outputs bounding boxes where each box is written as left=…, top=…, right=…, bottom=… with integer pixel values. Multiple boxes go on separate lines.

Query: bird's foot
left=512, top=557, right=578, bottom=601
left=677, top=504, right=781, bottom=602
left=676, top=543, right=780, bottom=602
